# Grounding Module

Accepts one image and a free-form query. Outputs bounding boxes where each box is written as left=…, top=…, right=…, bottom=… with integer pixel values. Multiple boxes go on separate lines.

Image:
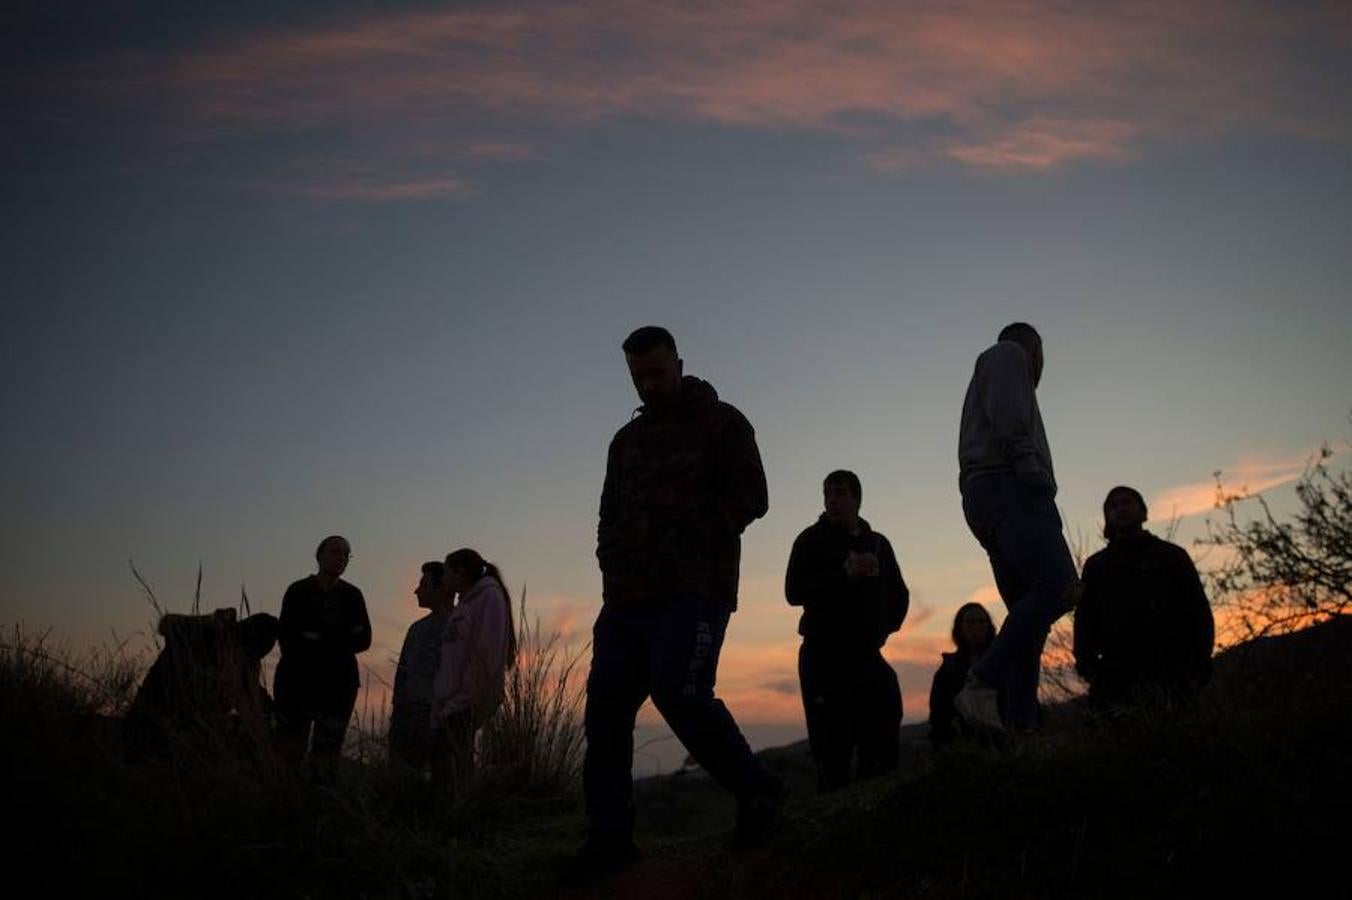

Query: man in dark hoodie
left=786, top=470, right=910, bottom=791
left=569, top=326, right=784, bottom=884
left=1074, top=485, right=1214, bottom=711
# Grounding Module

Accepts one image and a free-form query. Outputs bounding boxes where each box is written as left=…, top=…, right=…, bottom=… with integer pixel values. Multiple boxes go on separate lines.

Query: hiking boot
left=954, top=675, right=1004, bottom=733
left=559, top=838, right=641, bottom=889
left=734, top=779, right=787, bottom=850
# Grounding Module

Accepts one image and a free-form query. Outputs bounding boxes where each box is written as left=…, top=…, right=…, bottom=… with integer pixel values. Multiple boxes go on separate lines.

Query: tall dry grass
left=478, top=587, right=588, bottom=796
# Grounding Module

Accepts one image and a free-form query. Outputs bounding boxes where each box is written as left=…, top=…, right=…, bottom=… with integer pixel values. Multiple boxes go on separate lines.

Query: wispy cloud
left=64, top=0, right=1348, bottom=182
left=945, top=118, right=1137, bottom=173
left=1150, top=450, right=1333, bottom=521
left=293, top=175, right=472, bottom=202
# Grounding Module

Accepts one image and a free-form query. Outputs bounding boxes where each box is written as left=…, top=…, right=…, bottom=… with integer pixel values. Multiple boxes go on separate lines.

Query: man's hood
left=638, top=375, right=719, bottom=415
left=815, top=512, right=873, bottom=535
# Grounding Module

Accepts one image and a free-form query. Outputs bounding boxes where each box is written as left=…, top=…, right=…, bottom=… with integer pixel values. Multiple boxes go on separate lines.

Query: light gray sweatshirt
left=432, top=577, right=511, bottom=726
left=958, top=340, right=1057, bottom=494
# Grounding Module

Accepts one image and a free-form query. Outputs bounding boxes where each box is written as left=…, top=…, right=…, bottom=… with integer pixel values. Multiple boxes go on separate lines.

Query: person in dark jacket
left=389, top=560, right=451, bottom=772
left=786, top=469, right=910, bottom=790
left=928, top=602, right=996, bottom=746
left=1074, top=486, right=1215, bottom=710
left=569, top=326, right=784, bottom=886
left=274, top=535, right=372, bottom=782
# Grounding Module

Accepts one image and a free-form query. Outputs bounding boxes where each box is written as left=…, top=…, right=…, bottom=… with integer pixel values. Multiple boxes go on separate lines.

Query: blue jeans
left=583, top=595, right=773, bottom=843
left=962, top=473, right=1078, bottom=730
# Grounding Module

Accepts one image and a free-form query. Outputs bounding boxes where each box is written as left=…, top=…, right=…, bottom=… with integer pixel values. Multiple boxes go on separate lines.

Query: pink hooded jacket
left=431, top=576, right=511, bottom=726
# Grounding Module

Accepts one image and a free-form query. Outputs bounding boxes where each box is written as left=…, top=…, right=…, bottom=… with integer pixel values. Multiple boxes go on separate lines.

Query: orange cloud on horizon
left=1149, top=450, right=1335, bottom=521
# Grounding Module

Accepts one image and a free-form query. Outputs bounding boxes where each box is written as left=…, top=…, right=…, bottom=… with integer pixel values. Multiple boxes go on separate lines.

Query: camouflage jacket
left=597, top=376, right=768, bottom=610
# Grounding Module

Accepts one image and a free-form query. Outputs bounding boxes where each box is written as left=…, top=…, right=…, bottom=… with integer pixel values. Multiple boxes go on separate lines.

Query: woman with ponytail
left=430, top=548, right=517, bottom=786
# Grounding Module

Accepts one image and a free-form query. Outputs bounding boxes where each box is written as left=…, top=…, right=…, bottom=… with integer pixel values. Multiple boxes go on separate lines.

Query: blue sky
left=3, top=0, right=1350, bottom=768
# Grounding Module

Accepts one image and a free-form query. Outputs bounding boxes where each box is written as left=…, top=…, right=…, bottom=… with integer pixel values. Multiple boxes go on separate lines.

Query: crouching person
left=1074, top=486, right=1214, bottom=713
left=928, top=603, right=996, bottom=746
left=430, top=548, right=517, bottom=790
left=786, top=469, right=910, bottom=791
left=126, top=608, right=279, bottom=764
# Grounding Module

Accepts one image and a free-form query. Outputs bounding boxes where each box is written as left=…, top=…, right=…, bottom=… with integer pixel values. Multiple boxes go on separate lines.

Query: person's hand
left=844, top=551, right=880, bottom=579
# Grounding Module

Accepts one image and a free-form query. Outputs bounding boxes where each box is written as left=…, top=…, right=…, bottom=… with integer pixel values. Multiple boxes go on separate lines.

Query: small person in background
left=1074, top=486, right=1215, bottom=712
left=274, top=535, right=373, bottom=784
left=431, top=547, right=517, bottom=789
left=786, top=469, right=910, bottom=791
left=928, top=603, right=997, bottom=746
left=389, top=560, right=452, bottom=773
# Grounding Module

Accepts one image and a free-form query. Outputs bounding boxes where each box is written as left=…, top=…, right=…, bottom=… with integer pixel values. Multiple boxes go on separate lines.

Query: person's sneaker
left=559, top=838, right=641, bottom=889
left=734, top=780, right=787, bottom=850
left=954, top=675, right=1005, bottom=733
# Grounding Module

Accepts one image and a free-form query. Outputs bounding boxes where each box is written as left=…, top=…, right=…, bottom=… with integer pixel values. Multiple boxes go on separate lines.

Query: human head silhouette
left=951, top=602, right=996, bottom=654
left=822, top=469, right=862, bottom=528
left=1102, top=485, right=1148, bottom=542
left=416, top=560, right=446, bottom=610
left=315, top=535, right=351, bottom=580
left=622, top=326, right=683, bottom=408
left=998, top=322, right=1043, bottom=388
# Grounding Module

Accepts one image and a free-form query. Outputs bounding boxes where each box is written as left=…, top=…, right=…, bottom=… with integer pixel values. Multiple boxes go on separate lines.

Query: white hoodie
left=957, top=340, right=1057, bottom=494
left=431, top=576, right=511, bottom=726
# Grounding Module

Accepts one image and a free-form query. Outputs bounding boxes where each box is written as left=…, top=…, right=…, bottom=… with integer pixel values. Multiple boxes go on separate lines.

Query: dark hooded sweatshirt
left=597, top=375, right=768, bottom=611
left=1074, top=531, right=1214, bottom=698
left=784, top=515, right=910, bottom=650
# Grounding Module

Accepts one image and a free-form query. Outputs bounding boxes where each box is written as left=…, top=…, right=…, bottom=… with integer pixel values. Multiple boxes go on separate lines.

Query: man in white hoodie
left=955, top=322, right=1080, bottom=734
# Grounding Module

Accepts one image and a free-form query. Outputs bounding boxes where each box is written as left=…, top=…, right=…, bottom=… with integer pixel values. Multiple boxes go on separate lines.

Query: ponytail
left=446, top=548, right=518, bottom=669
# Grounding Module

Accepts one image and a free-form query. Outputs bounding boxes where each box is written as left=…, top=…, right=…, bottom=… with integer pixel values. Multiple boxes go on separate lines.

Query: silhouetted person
left=274, top=535, right=372, bottom=783
left=786, top=469, right=910, bottom=791
left=570, top=326, right=784, bottom=885
left=430, top=548, right=517, bottom=790
left=389, top=560, right=451, bottom=772
left=955, top=323, right=1080, bottom=734
left=928, top=602, right=996, bottom=746
left=126, top=608, right=278, bottom=763
left=1074, top=486, right=1215, bottom=711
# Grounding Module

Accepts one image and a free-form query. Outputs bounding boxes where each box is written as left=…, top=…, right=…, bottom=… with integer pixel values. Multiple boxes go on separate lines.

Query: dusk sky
left=4, top=0, right=1350, bottom=772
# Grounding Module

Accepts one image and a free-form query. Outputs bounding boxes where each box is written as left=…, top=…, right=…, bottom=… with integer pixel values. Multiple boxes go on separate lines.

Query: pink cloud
left=293, top=176, right=472, bottom=201
left=1150, top=450, right=1335, bottom=520
left=945, top=118, right=1137, bottom=172
left=136, top=0, right=1348, bottom=177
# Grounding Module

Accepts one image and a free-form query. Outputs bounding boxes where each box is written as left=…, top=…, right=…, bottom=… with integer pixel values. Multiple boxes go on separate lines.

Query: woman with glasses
left=274, top=534, right=372, bottom=782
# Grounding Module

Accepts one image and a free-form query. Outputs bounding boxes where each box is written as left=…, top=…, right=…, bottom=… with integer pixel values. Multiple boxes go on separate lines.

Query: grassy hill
left=5, top=617, right=1350, bottom=898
